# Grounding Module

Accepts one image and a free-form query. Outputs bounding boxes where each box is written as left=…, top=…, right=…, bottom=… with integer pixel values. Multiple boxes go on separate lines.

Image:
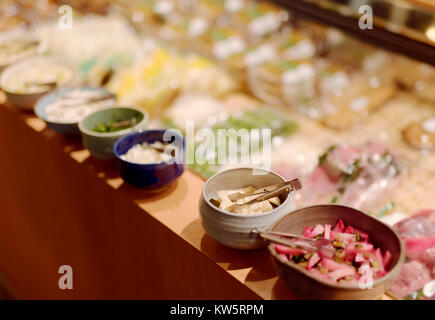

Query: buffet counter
left=0, top=101, right=309, bottom=299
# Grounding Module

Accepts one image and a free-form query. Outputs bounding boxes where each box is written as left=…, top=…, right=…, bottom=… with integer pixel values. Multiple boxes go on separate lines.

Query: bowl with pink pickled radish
left=268, top=204, right=405, bottom=300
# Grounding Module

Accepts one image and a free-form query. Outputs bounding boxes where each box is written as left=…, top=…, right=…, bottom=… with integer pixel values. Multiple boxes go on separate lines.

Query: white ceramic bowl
left=199, top=167, right=296, bottom=250
left=0, top=29, right=43, bottom=72
left=0, top=56, right=77, bottom=111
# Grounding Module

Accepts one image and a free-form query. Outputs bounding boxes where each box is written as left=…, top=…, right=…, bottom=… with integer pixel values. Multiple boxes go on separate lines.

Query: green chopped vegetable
left=405, top=290, right=425, bottom=300
left=318, top=145, right=336, bottom=165
left=376, top=201, right=395, bottom=218
left=186, top=108, right=297, bottom=178
left=92, top=115, right=140, bottom=133
left=343, top=159, right=362, bottom=182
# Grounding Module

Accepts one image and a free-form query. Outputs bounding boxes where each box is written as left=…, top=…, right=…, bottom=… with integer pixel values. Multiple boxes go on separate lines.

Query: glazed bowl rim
left=78, top=105, right=149, bottom=138
left=35, top=86, right=115, bottom=125
left=202, top=166, right=294, bottom=218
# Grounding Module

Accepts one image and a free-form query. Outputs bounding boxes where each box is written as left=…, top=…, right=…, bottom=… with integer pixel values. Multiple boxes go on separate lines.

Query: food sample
left=388, top=209, right=435, bottom=300
left=189, top=107, right=298, bottom=178
left=0, top=32, right=40, bottom=68
left=274, top=219, right=393, bottom=286
left=211, top=186, right=282, bottom=214
left=121, top=141, right=178, bottom=164
left=2, top=58, right=74, bottom=94
left=402, top=117, right=435, bottom=150
left=300, top=142, right=404, bottom=211
left=45, top=89, right=114, bottom=123
left=320, top=76, right=396, bottom=130
left=35, top=15, right=141, bottom=66
left=248, top=58, right=317, bottom=114
left=201, top=26, right=246, bottom=61
left=233, top=1, right=289, bottom=40
left=93, top=116, right=140, bottom=133
left=164, top=93, right=227, bottom=130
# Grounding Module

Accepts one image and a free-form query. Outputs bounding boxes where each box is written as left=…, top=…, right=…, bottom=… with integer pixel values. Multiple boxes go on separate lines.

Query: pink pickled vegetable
left=346, top=242, right=374, bottom=254
left=278, top=254, right=288, bottom=262
left=318, top=244, right=335, bottom=259
left=355, top=253, right=368, bottom=263
left=298, top=143, right=404, bottom=211
left=324, top=224, right=331, bottom=240
left=311, top=224, right=325, bottom=237
left=345, top=226, right=354, bottom=234
left=328, top=268, right=355, bottom=282
left=333, top=219, right=345, bottom=233
left=388, top=261, right=431, bottom=298
left=308, top=268, right=334, bottom=283
left=372, top=248, right=386, bottom=276
left=321, top=258, right=354, bottom=272
left=303, top=226, right=313, bottom=238
left=383, top=250, right=393, bottom=269
left=273, top=218, right=392, bottom=286
left=353, top=228, right=370, bottom=242
left=389, top=209, right=435, bottom=299
left=403, top=237, right=435, bottom=260
left=307, top=253, right=321, bottom=270
left=275, top=244, right=307, bottom=256
left=333, top=232, right=357, bottom=244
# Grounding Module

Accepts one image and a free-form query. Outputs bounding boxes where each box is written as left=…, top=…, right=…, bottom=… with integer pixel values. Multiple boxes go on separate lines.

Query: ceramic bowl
left=268, top=204, right=405, bottom=300
left=113, top=129, right=185, bottom=189
left=35, top=86, right=115, bottom=135
left=0, top=56, right=77, bottom=111
left=0, top=29, right=43, bottom=72
left=199, top=167, right=296, bottom=250
left=79, top=106, right=148, bottom=160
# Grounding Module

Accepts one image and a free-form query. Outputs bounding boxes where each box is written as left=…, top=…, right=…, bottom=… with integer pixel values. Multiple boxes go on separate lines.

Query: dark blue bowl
left=113, top=129, right=185, bottom=189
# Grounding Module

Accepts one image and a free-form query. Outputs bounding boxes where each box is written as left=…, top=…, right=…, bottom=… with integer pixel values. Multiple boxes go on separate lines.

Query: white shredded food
left=121, top=141, right=178, bottom=164
left=45, top=89, right=114, bottom=123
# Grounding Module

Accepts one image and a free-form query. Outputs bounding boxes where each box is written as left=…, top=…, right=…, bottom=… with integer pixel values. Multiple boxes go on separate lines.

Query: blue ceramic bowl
left=113, top=129, right=185, bottom=189
left=35, top=86, right=114, bottom=135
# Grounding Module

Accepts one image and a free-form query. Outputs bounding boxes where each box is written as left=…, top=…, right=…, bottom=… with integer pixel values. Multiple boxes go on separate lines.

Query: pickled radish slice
left=273, top=218, right=392, bottom=286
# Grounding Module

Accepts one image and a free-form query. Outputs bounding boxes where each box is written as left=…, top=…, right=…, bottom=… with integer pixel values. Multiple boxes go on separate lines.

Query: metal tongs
left=112, top=117, right=136, bottom=129
left=251, top=228, right=335, bottom=255
left=56, top=93, right=116, bottom=107
left=224, top=179, right=301, bottom=212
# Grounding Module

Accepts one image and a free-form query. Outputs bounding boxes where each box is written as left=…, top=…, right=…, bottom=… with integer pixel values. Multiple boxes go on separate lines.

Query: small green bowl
left=79, top=106, right=148, bottom=160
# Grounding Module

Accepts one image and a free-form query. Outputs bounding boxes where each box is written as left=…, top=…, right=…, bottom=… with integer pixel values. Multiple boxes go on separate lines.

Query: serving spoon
left=56, top=93, right=116, bottom=107
left=251, top=228, right=335, bottom=255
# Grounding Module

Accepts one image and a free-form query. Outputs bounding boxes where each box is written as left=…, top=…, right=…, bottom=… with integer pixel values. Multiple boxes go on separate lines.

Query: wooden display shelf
left=0, top=102, right=299, bottom=299
left=0, top=102, right=395, bottom=300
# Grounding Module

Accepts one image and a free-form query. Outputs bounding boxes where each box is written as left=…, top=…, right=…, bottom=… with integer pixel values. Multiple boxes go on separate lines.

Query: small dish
left=199, top=167, right=296, bottom=250
left=0, top=56, right=77, bottom=111
left=268, top=204, right=405, bottom=299
left=0, top=29, right=42, bottom=72
left=113, top=129, right=185, bottom=189
left=35, top=86, right=115, bottom=135
left=79, top=106, right=148, bottom=160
